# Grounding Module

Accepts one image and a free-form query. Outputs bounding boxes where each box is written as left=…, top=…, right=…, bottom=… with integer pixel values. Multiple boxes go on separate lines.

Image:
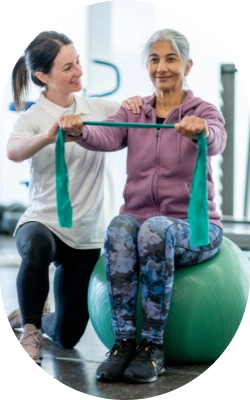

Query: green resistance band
left=55, top=128, right=73, bottom=229
left=55, top=122, right=209, bottom=247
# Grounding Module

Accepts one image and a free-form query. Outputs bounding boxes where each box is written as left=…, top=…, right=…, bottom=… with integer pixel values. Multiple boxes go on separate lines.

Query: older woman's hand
left=175, top=116, right=209, bottom=139
left=59, top=114, right=83, bottom=142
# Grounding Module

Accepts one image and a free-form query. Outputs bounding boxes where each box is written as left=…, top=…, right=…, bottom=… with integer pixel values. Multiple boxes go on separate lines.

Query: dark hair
left=12, top=31, right=73, bottom=110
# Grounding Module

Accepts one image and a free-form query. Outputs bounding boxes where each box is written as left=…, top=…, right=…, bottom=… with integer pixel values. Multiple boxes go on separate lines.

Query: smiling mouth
left=71, top=80, right=81, bottom=84
left=156, top=76, right=172, bottom=79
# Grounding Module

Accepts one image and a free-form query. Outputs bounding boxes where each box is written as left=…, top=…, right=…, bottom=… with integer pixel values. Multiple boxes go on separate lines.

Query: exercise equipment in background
left=244, top=124, right=250, bottom=218
left=86, top=60, right=120, bottom=98
left=0, top=203, right=26, bottom=234
left=88, top=237, right=250, bottom=364
left=220, top=64, right=250, bottom=249
left=0, top=182, right=28, bottom=235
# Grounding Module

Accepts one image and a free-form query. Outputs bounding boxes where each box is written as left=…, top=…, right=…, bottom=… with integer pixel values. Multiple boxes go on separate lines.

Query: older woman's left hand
left=175, top=116, right=209, bottom=139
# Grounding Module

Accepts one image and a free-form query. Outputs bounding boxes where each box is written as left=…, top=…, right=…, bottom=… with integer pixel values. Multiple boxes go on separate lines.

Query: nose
left=75, top=64, right=83, bottom=76
left=157, top=59, right=168, bottom=72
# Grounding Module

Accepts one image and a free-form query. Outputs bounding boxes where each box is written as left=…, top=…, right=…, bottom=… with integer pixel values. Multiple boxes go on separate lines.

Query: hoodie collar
left=141, top=90, right=196, bottom=117
left=141, top=90, right=198, bottom=163
left=141, top=93, right=157, bottom=116
left=36, top=92, right=91, bottom=119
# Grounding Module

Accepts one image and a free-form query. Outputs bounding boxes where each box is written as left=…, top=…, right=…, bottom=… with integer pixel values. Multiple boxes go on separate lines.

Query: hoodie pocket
left=123, top=177, right=155, bottom=212
left=157, top=178, right=191, bottom=215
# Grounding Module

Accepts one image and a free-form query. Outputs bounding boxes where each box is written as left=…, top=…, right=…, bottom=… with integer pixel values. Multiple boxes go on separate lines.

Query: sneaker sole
left=34, top=356, right=42, bottom=365
left=96, top=373, right=123, bottom=383
left=32, top=350, right=43, bottom=365
left=124, top=366, right=165, bottom=384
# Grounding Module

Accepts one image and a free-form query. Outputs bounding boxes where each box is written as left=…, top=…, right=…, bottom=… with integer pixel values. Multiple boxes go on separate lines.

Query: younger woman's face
left=45, top=44, right=83, bottom=95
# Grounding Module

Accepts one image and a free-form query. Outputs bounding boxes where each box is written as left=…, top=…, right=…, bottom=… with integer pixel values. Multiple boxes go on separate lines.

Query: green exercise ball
left=88, top=237, right=250, bottom=363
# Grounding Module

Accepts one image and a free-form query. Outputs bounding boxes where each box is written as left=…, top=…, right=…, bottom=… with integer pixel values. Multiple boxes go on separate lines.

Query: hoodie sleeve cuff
left=81, top=126, right=89, bottom=140
left=206, top=129, right=215, bottom=146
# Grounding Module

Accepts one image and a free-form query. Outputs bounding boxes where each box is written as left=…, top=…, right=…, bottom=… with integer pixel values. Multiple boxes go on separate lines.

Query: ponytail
left=12, top=56, right=30, bottom=111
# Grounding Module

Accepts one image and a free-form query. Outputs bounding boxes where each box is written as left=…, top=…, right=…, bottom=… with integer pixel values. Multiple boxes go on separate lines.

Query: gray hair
left=142, top=28, right=190, bottom=65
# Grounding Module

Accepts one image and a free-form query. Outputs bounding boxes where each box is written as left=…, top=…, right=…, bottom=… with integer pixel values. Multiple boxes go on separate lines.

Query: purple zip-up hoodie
left=78, top=90, right=227, bottom=229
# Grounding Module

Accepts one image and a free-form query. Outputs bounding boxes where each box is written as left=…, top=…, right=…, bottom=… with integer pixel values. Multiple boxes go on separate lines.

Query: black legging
left=16, top=222, right=100, bottom=348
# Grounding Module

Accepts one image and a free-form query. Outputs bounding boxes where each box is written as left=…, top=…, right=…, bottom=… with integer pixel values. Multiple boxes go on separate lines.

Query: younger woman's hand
left=121, top=96, right=143, bottom=114
left=43, top=120, right=60, bottom=144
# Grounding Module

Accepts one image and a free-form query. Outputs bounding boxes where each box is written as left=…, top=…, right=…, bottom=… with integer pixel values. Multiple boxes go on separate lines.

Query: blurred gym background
left=0, top=1, right=249, bottom=243
left=0, top=0, right=250, bottom=400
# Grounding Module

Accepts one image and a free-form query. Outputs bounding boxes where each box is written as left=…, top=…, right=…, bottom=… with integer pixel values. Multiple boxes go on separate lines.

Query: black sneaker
left=96, top=339, right=137, bottom=382
left=123, top=339, right=165, bottom=383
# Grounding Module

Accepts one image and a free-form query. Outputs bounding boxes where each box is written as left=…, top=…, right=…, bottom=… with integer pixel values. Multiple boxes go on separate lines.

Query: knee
left=54, top=330, right=83, bottom=349
left=105, top=214, right=139, bottom=242
left=56, top=336, right=80, bottom=349
left=138, top=217, right=172, bottom=241
left=19, top=233, right=54, bottom=264
left=138, top=217, right=164, bottom=242
left=138, top=217, right=174, bottom=256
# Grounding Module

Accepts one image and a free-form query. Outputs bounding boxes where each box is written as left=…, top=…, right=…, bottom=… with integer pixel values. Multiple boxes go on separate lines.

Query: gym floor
left=0, top=234, right=249, bottom=399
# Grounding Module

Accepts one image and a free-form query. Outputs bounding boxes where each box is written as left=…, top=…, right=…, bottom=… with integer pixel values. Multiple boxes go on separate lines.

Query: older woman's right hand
left=43, top=115, right=84, bottom=144
left=59, top=114, right=83, bottom=137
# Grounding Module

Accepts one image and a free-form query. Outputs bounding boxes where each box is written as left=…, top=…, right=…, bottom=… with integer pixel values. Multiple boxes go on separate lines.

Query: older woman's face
left=147, top=41, right=189, bottom=94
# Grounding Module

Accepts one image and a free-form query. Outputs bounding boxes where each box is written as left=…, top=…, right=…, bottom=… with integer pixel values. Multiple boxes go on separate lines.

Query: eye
left=149, top=57, right=158, bottom=63
left=167, top=57, right=176, bottom=62
left=64, top=66, right=71, bottom=71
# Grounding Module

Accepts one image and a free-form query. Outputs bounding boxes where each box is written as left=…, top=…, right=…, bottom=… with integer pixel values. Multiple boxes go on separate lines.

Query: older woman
left=57, top=28, right=226, bottom=383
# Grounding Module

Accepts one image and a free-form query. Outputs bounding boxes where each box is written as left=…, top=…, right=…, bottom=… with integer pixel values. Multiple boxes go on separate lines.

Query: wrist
left=204, top=123, right=210, bottom=139
left=41, top=132, right=54, bottom=145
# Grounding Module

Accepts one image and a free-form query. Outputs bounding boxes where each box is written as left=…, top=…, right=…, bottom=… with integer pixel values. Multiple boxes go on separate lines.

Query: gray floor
left=0, top=233, right=247, bottom=399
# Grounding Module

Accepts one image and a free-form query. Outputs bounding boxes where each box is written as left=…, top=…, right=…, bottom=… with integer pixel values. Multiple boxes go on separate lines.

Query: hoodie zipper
left=151, top=128, right=161, bottom=211
left=151, top=102, right=184, bottom=211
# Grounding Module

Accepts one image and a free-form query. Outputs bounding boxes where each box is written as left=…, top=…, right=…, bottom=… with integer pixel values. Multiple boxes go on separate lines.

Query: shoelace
left=105, top=340, right=132, bottom=360
left=133, top=340, right=157, bottom=366
left=19, top=331, right=42, bottom=348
